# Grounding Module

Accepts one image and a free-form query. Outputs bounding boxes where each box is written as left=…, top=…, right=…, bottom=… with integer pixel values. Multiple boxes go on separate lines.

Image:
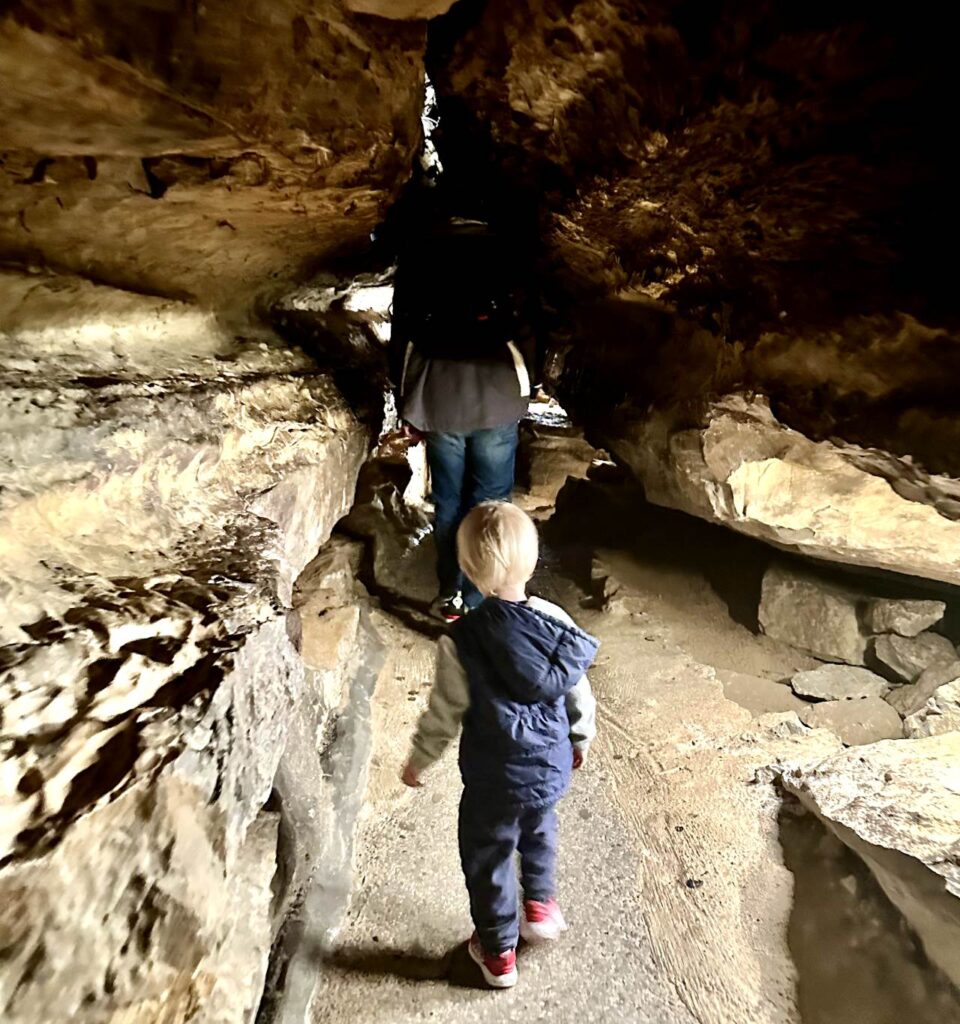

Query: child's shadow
left=323, top=940, right=491, bottom=990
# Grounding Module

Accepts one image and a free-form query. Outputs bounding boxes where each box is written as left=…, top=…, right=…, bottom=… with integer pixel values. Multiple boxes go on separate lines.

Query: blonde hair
left=457, top=501, right=539, bottom=597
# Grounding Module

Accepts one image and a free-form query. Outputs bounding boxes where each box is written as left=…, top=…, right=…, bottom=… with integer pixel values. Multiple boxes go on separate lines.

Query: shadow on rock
left=322, top=941, right=487, bottom=989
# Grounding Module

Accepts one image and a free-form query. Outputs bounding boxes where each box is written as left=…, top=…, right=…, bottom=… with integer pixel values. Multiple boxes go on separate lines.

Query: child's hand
left=401, top=761, right=423, bottom=788
left=572, top=746, right=585, bottom=770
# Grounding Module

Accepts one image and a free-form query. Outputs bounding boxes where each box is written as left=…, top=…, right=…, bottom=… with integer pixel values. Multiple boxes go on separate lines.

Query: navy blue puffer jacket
left=451, top=598, right=600, bottom=810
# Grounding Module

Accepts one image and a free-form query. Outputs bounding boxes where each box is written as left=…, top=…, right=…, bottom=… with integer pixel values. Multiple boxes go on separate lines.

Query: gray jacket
left=396, top=343, right=531, bottom=435
left=408, top=596, right=598, bottom=774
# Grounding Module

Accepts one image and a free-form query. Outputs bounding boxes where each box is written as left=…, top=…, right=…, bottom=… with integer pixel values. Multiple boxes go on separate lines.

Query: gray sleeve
left=566, top=675, right=597, bottom=753
left=408, top=636, right=471, bottom=772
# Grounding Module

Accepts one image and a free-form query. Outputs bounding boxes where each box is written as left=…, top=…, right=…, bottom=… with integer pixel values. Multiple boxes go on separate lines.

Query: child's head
left=457, top=501, right=539, bottom=597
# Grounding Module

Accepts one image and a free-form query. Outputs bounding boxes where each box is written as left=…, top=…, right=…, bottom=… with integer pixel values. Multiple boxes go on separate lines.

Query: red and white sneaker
left=520, top=899, right=568, bottom=944
left=467, top=933, right=518, bottom=989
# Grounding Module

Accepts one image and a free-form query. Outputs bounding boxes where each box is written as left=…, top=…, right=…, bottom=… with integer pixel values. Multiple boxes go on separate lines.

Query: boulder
left=874, top=632, right=958, bottom=684
left=759, top=563, right=867, bottom=665
left=885, top=660, right=960, bottom=717
left=606, top=396, right=960, bottom=588
left=904, top=679, right=960, bottom=738
left=864, top=598, right=946, bottom=637
left=790, top=664, right=889, bottom=701
left=799, top=698, right=903, bottom=746
left=716, top=669, right=807, bottom=717
left=783, top=734, right=960, bottom=986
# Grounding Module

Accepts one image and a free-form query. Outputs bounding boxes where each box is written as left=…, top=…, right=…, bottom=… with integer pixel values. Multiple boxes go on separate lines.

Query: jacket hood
left=457, top=599, right=599, bottom=704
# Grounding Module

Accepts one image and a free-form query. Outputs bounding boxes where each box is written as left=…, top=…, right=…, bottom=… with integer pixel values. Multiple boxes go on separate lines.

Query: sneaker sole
left=467, top=941, right=517, bottom=989
left=519, top=918, right=567, bottom=944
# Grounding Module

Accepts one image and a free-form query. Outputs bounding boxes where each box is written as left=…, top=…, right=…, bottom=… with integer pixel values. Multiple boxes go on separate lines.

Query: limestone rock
left=783, top=734, right=960, bottom=985
left=874, top=632, right=958, bottom=684
left=759, top=562, right=867, bottom=665
left=606, top=395, right=960, bottom=587
left=799, top=698, right=903, bottom=746
left=885, top=660, right=960, bottom=717
left=790, top=665, right=889, bottom=701
left=904, top=679, right=960, bottom=738
left=0, top=4, right=425, bottom=311
left=516, top=420, right=598, bottom=507
left=716, top=669, right=807, bottom=718
left=865, top=598, right=946, bottom=637
left=346, top=0, right=457, bottom=16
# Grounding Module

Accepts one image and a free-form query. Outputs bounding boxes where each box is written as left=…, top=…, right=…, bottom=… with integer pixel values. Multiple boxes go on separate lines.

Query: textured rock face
left=874, top=633, right=959, bottom=685
left=784, top=735, right=960, bottom=985
left=429, top=1, right=958, bottom=472
left=865, top=599, right=946, bottom=638
left=0, top=279, right=372, bottom=1021
left=613, top=394, right=960, bottom=586
left=798, top=698, right=903, bottom=748
left=887, top=662, right=960, bottom=718
left=791, top=666, right=889, bottom=702
left=0, top=2, right=425, bottom=310
left=758, top=562, right=867, bottom=665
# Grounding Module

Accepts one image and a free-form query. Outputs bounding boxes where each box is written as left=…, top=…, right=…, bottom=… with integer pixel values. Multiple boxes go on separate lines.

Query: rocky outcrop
left=784, top=734, right=960, bottom=986
left=0, top=279, right=373, bottom=1022
left=429, top=2, right=958, bottom=477
left=613, top=395, right=960, bottom=586
left=0, top=2, right=425, bottom=311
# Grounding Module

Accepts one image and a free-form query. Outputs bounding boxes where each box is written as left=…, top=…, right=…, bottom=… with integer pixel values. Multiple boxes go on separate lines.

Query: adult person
left=390, top=218, right=537, bottom=621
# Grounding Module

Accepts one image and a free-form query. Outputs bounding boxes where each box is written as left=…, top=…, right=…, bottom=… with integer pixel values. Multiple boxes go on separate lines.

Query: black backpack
left=392, top=220, right=516, bottom=361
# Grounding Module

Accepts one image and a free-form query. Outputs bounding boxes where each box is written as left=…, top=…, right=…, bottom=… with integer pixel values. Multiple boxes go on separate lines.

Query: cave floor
left=304, top=486, right=955, bottom=1024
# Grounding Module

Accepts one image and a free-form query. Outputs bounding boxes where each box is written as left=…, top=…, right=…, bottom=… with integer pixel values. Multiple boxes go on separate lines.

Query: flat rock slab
left=791, top=664, right=889, bottom=701
left=865, top=598, right=946, bottom=637
left=904, top=679, right=960, bottom=738
left=759, top=563, right=867, bottom=665
left=716, top=669, right=808, bottom=717
left=783, top=733, right=960, bottom=986
left=874, top=632, right=958, bottom=683
left=885, top=660, right=960, bottom=717
left=799, top=697, right=903, bottom=746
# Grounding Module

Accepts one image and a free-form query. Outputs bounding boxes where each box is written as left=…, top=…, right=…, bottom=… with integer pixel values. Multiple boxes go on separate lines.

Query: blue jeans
left=426, top=422, right=519, bottom=608
left=459, top=789, right=559, bottom=953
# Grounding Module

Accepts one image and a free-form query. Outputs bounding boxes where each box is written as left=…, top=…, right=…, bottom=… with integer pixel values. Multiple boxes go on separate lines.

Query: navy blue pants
left=458, top=789, right=558, bottom=953
left=426, top=422, right=519, bottom=608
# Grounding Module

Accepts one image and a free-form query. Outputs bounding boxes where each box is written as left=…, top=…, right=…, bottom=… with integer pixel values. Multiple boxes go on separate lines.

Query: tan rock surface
left=799, top=698, right=904, bottom=747
left=784, top=734, right=960, bottom=985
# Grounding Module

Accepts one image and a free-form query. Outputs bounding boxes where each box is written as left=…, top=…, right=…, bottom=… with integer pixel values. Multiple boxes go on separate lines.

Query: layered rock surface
left=0, top=2, right=425, bottom=310
left=613, top=394, right=960, bottom=586
left=0, top=282, right=373, bottom=1022
left=784, top=734, right=960, bottom=986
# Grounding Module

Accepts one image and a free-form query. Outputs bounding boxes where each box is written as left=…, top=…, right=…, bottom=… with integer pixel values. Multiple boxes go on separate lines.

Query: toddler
left=401, top=501, right=598, bottom=988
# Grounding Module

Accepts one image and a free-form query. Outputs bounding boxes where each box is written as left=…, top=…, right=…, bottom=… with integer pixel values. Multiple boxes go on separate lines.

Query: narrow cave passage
left=0, top=4, right=958, bottom=1024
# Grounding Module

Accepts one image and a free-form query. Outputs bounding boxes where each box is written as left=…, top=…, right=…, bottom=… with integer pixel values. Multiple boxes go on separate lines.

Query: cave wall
left=0, top=1, right=427, bottom=311
left=0, top=4, right=441, bottom=1021
left=427, top=0, right=960, bottom=475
